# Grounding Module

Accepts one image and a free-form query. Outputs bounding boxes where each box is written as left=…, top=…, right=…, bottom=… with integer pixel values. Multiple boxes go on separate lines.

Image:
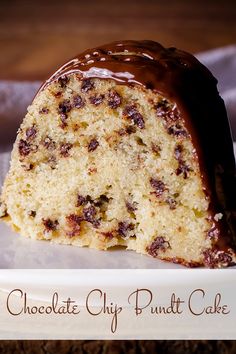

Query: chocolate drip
left=39, top=40, right=236, bottom=253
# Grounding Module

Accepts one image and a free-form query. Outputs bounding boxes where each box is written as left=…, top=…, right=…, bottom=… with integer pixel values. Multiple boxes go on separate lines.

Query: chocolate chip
left=203, top=249, right=233, bottom=268
left=39, top=107, right=49, bottom=114
left=163, top=109, right=180, bottom=122
left=28, top=210, right=36, bottom=217
left=217, top=252, right=233, bottom=265
left=176, top=161, right=191, bottom=179
left=155, top=99, right=169, bottom=117
left=66, top=214, right=84, bottom=237
left=43, top=137, right=56, bottom=150
left=150, top=178, right=166, bottom=197
left=18, top=139, right=31, bottom=156
left=94, top=195, right=110, bottom=207
left=60, top=114, right=68, bottom=128
left=173, top=144, right=191, bottom=178
left=207, top=226, right=220, bottom=240
left=108, top=91, right=122, bottom=109
left=73, top=95, right=85, bottom=108
left=89, top=94, right=104, bottom=106
left=67, top=214, right=84, bottom=225
left=22, top=163, right=34, bottom=171
left=60, top=143, right=73, bottom=157
left=83, top=205, right=96, bottom=221
left=117, top=221, right=135, bottom=238
left=123, top=105, right=145, bottom=129
left=58, top=100, right=72, bottom=128
left=81, top=79, right=94, bottom=92
left=42, top=218, right=59, bottom=232
left=174, top=144, right=183, bottom=160
left=126, top=126, right=136, bottom=134
left=58, top=75, right=69, bottom=88
left=117, top=125, right=136, bottom=136
left=126, top=201, right=138, bottom=213
left=147, top=236, right=170, bottom=257
left=167, top=124, right=188, bottom=138
left=58, top=100, right=72, bottom=114
left=123, top=106, right=138, bottom=118
left=156, top=100, right=180, bottom=123
left=133, top=115, right=145, bottom=129
left=203, top=250, right=213, bottom=267
left=83, top=205, right=100, bottom=228
left=166, top=197, right=177, bottom=210
left=77, top=194, right=87, bottom=207
left=88, top=138, right=99, bottom=152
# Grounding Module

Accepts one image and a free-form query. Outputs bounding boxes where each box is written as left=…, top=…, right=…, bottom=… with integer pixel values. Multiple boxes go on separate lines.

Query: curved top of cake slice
left=41, top=40, right=236, bottom=252
left=1, top=40, right=236, bottom=267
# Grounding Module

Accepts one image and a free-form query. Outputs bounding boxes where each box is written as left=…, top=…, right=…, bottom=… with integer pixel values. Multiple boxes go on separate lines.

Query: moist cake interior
left=1, top=74, right=221, bottom=266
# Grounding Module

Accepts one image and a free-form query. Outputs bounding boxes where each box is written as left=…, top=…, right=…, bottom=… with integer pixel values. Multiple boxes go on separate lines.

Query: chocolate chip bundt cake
left=1, top=40, right=236, bottom=267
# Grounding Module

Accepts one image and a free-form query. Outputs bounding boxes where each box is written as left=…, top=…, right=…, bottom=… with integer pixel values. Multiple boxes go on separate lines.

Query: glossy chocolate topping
left=40, top=40, right=236, bottom=253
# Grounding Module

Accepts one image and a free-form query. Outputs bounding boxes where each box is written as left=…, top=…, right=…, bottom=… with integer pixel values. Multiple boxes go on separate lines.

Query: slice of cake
left=1, top=40, right=236, bottom=267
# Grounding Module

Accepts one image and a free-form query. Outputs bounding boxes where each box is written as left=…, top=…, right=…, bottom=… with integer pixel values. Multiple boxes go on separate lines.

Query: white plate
left=0, top=147, right=235, bottom=269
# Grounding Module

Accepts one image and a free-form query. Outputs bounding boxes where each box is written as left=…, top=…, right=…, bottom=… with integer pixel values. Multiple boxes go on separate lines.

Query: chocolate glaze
left=40, top=40, right=236, bottom=260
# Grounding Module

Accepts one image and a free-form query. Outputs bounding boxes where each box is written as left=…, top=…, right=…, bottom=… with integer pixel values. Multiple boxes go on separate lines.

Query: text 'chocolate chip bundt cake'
left=1, top=40, right=236, bottom=267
